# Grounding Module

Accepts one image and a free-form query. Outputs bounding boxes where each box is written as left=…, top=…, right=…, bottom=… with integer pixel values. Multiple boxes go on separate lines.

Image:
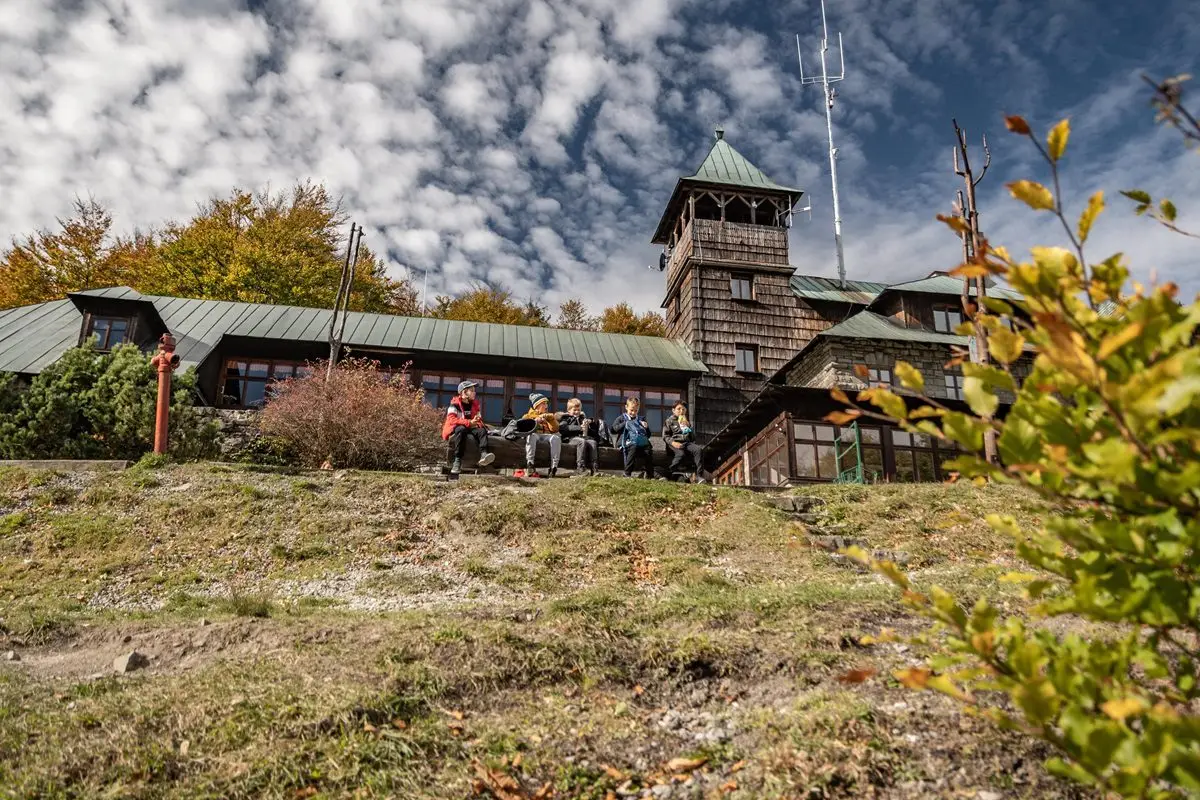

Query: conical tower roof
left=652, top=127, right=803, bottom=244
left=687, top=126, right=802, bottom=193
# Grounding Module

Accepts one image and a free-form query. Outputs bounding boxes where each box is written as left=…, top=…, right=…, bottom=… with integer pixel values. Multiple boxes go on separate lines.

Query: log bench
left=445, top=434, right=679, bottom=475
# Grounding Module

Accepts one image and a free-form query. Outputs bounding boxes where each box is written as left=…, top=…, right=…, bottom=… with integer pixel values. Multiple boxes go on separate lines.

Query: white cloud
left=0, top=0, right=1195, bottom=324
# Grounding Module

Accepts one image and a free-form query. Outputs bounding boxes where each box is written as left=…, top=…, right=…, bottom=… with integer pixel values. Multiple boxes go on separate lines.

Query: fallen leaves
left=837, top=666, right=878, bottom=684
left=470, top=759, right=552, bottom=800
left=665, top=755, right=708, bottom=772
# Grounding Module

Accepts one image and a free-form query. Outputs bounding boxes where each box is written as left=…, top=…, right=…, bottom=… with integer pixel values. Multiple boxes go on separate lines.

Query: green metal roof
left=687, top=129, right=802, bottom=194
left=0, top=300, right=82, bottom=374
left=789, top=274, right=888, bottom=305
left=878, top=274, right=1024, bottom=302
left=0, top=289, right=708, bottom=377
left=652, top=129, right=804, bottom=244
left=819, top=311, right=967, bottom=345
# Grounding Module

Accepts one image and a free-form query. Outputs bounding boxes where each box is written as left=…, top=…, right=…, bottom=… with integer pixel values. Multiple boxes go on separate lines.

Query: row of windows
left=218, top=361, right=684, bottom=429
left=421, top=374, right=683, bottom=431
left=717, top=420, right=966, bottom=486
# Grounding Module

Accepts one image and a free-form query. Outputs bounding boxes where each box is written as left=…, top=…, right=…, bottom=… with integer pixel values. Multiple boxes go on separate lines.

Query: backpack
left=622, top=414, right=650, bottom=448
left=501, top=417, right=538, bottom=441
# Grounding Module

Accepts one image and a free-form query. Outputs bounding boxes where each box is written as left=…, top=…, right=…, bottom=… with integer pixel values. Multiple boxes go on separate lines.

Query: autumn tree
left=0, top=198, right=153, bottom=309
left=599, top=302, right=667, bottom=337
left=555, top=298, right=599, bottom=331
left=430, top=284, right=550, bottom=326
left=142, top=182, right=413, bottom=314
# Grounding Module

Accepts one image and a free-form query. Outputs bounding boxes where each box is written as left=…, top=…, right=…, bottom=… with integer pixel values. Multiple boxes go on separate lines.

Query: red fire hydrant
left=150, top=333, right=181, bottom=455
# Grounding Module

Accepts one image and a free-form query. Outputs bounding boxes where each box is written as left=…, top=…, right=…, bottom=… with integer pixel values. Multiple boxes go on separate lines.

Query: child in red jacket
left=441, top=380, right=496, bottom=476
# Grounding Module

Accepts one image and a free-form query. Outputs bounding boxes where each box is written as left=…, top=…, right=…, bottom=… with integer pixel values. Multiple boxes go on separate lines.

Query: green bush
left=0, top=341, right=218, bottom=461
left=841, top=117, right=1199, bottom=796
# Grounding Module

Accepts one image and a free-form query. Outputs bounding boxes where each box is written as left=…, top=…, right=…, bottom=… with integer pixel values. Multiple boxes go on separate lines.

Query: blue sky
left=1, top=0, right=1197, bottom=315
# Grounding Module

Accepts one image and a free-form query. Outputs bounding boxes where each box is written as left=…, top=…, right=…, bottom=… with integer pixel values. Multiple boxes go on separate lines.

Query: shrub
left=257, top=357, right=443, bottom=470
left=0, top=341, right=219, bottom=461
left=839, top=113, right=1200, bottom=798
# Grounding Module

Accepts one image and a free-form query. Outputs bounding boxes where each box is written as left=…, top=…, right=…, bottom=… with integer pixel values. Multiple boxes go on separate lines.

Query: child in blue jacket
left=610, top=395, right=655, bottom=478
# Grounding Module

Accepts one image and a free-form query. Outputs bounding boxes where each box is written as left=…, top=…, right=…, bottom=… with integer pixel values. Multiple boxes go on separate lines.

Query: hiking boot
left=526, top=466, right=541, bottom=479
left=450, top=458, right=462, bottom=475
left=478, top=451, right=496, bottom=467
left=548, top=466, right=558, bottom=478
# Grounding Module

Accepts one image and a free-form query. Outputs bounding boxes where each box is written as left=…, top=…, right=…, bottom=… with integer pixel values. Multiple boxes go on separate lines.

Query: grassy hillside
left=0, top=463, right=1084, bottom=799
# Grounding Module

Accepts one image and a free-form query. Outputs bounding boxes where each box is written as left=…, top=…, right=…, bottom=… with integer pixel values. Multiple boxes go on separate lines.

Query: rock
left=198, top=618, right=210, bottom=627
left=651, top=785, right=673, bottom=799
left=113, top=650, right=149, bottom=674
left=122, top=634, right=132, bottom=643
left=770, top=496, right=798, bottom=512
left=976, top=793, right=1002, bottom=800
left=2, top=650, right=18, bottom=662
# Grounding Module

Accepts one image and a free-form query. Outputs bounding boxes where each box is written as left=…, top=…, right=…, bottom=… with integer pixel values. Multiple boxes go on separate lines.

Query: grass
left=0, top=465, right=1081, bottom=799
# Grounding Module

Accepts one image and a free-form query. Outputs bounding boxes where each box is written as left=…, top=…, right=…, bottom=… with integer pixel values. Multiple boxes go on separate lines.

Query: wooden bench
left=446, top=434, right=679, bottom=474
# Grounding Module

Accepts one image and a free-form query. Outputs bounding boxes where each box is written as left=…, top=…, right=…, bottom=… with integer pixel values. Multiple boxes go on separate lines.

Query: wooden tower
left=653, top=128, right=817, bottom=442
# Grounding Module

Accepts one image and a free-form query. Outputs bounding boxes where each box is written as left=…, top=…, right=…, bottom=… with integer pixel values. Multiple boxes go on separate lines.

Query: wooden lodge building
left=0, top=129, right=1034, bottom=485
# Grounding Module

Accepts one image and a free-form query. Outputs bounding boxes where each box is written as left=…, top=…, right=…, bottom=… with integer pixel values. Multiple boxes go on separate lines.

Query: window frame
left=932, top=303, right=964, bottom=333
left=87, top=315, right=134, bottom=351
left=729, top=272, right=755, bottom=302
left=220, top=359, right=312, bottom=408
left=943, top=371, right=965, bottom=400
left=734, top=343, right=760, bottom=375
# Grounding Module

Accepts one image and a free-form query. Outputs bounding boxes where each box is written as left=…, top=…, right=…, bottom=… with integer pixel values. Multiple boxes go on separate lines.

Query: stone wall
left=784, top=337, right=1026, bottom=404
left=195, top=408, right=261, bottom=457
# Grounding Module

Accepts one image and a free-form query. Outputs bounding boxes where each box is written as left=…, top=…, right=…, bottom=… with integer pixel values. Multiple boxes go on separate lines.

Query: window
left=555, top=383, right=595, bottom=417
left=641, top=388, right=681, bottom=433
left=891, top=429, right=938, bottom=483
left=735, top=343, right=759, bottom=374
left=944, top=372, right=965, bottom=400
left=424, top=375, right=507, bottom=423
left=670, top=293, right=680, bottom=322
left=747, top=425, right=790, bottom=486
left=222, top=360, right=310, bottom=408
left=793, top=422, right=883, bottom=482
left=88, top=316, right=131, bottom=350
left=730, top=273, right=754, bottom=301
left=867, top=367, right=892, bottom=387
left=933, top=304, right=963, bottom=333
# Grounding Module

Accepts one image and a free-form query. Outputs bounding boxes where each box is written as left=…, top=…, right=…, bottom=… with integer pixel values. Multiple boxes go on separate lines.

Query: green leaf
left=942, top=412, right=985, bottom=451
left=1047, top=118, right=1070, bottom=161
left=1120, top=189, right=1151, bottom=205
left=1007, top=180, right=1055, bottom=211
left=1077, top=191, right=1104, bottom=244
left=1160, top=198, right=1178, bottom=222
left=963, top=376, right=1000, bottom=417
left=963, top=362, right=1015, bottom=392
left=894, top=361, right=925, bottom=392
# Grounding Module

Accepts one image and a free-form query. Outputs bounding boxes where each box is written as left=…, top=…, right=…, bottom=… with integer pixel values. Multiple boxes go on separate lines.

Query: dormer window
left=88, top=316, right=131, bottom=350
left=933, top=304, right=963, bottom=333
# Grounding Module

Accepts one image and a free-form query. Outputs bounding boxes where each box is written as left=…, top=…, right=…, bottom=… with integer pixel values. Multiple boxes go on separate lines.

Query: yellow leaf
left=894, top=361, right=925, bottom=392
left=1097, top=321, right=1145, bottom=360
left=1004, top=115, right=1031, bottom=135
left=1007, top=180, right=1054, bottom=211
left=1047, top=118, right=1070, bottom=162
left=1101, top=697, right=1147, bottom=721
left=1077, top=190, right=1104, bottom=243
left=830, top=387, right=850, bottom=404
left=950, top=262, right=992, bottom=279
left=824, top=409, right=861, bottom=425
left=853, top=363, right=870, bottom=379
left=895, top=667, right=931, bottom=689
left=989, top=326, right=1026, bottom=365
left=936, top=213, right=970, bottom=234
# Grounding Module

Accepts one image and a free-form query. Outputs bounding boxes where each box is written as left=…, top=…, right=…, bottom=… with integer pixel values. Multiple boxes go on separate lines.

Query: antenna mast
left=797, top=0, right=848, bottom=287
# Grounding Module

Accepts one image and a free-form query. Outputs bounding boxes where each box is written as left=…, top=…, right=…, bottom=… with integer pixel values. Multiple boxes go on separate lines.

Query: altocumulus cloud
left=0, top=0, right=1197, bottom=315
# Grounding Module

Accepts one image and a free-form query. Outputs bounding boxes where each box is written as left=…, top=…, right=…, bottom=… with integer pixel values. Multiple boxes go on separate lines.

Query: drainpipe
left=151, top=333, right=181, bottom=455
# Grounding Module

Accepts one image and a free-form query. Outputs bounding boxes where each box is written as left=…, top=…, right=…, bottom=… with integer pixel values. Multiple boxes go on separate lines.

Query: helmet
left=457, top=380, right=479, bottom=394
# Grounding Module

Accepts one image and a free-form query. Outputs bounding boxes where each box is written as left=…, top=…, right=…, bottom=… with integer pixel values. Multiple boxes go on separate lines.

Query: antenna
left=796, top=0, right=848, bottom=287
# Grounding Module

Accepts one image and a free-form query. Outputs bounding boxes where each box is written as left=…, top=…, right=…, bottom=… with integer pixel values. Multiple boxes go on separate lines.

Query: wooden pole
left=952, top=119, right=998, bottom=465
